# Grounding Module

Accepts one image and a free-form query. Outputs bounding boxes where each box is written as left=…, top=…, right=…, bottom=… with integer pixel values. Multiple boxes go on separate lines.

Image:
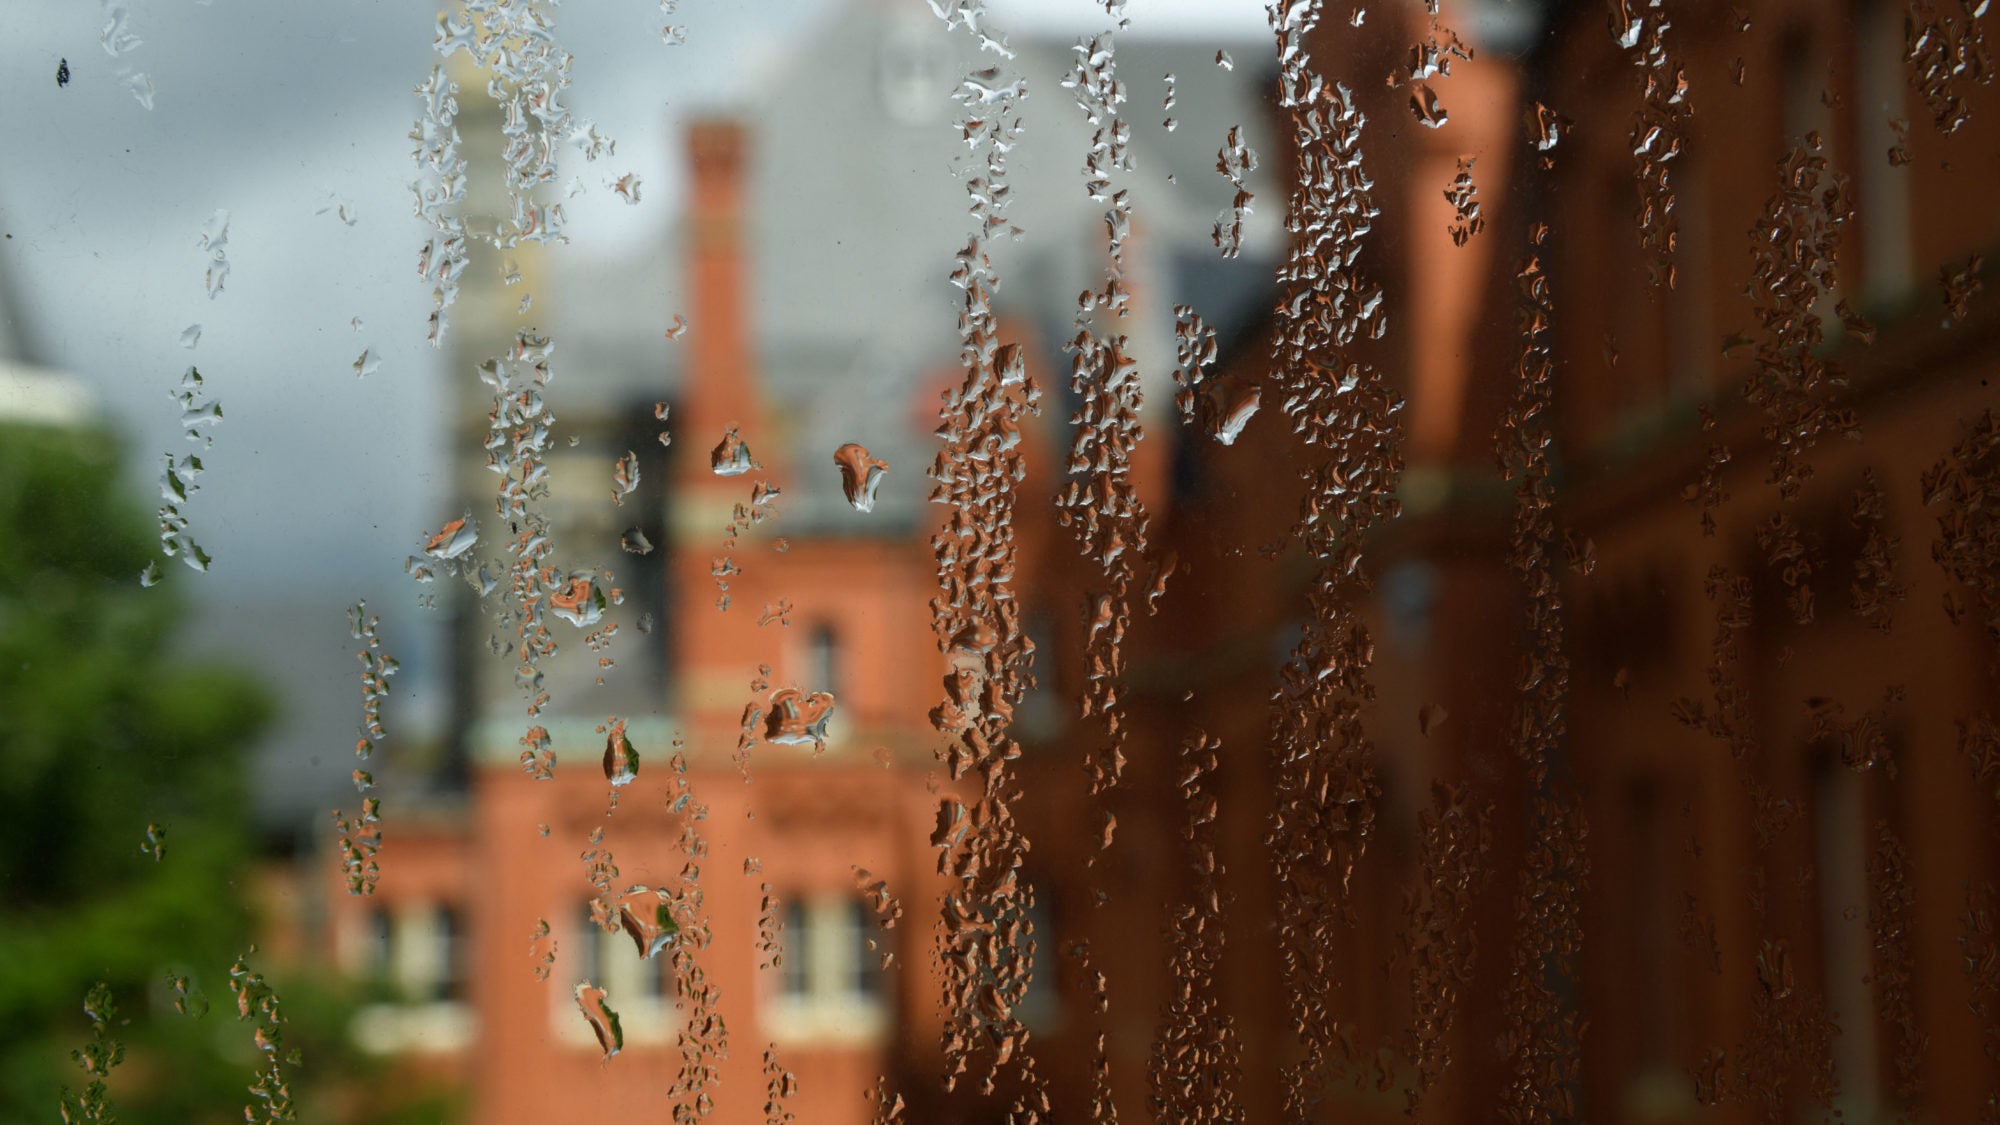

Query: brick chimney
left=678, top=119, right=777, bottom=489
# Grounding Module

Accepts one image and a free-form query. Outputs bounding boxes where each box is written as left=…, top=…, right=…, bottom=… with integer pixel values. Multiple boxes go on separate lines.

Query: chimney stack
left=679, top=119, right=774, bottom=485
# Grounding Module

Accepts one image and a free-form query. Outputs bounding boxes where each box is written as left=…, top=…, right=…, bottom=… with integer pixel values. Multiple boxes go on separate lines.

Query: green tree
left=0, top=422, right=454, bottom=1124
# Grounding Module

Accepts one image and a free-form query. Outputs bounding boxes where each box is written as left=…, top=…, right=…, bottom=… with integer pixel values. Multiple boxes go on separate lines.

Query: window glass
left=6, top=2, right=2000, bottom=1123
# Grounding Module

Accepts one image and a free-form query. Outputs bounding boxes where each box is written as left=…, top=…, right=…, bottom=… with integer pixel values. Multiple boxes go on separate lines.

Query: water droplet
left=1214, top=49, right=1233, bottom=70
left=833, top=443, right=890, bottom=512
left=56, top=58, right=70, bottom=87
left=1418, top=702, right=1449, bottom=736
left=168, top=973, right=208, bottom=1018
left=1208, top=386, right=1260, bottom=445
left=421, top=516, right=478, bottom=560
left=352, top=348, right=380, bottom=378
left=611, top=451, right=641, bottom=506
left=603, top=721, right=641, bottom=787
left=764, top=688, right=837, bottom=750
left=120, top=69, right=154, bottom=110
left=1410, top=83, right=1449, bottom=128
left=620, top=527, right=653, bottom=555
left=197, top=210, right=229, bottom=298
left=179, top=324, right=201, bottom=349
left=140, top=823, right=167, bottom=861
left=1526, top=102, right=1569, bottom=151
left=551, top=575, right=608, bottom=627
left=575, top=982, right=624, bottom=1059
left=616, top=887, right=679, bottom=958
left=710, top=427, right=757, bottom=476
left=1942, top=253, right=1985, bottom=326
left=101, top=5, right=141, bottom=57
left=520, top=726, right=556, bottom=780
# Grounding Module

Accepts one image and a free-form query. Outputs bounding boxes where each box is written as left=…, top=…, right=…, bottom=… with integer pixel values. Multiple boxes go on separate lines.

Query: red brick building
left=302, top=3, right=2000, bottom=1123
left=315, top=116, right=957, bottom=1124
left=1010, top=2, right=2000, bottom=1122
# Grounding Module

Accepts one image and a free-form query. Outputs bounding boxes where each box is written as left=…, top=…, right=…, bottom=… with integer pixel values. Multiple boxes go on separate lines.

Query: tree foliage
left=0, top=422, right=447, bottom=1124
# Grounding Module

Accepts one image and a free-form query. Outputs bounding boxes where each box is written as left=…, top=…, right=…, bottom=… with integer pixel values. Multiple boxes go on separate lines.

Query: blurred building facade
left=302, top=5, right=1278, bottom=1122
left=290, top=1, right=2000, bottom=1124
left=1030, top=1, right=2000, bottom=1123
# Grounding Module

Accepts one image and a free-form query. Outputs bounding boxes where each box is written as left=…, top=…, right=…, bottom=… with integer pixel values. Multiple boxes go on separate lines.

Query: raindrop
left=1888, top=117, right=1914, bottom=166
left=120, top=70, right=153, bottom=110
left=1409, top=83, right=1449, bottom=128
left=620, top=528, right=654, bottom=555
left=1418, top=702, right=1449, bottom=736
left=763, top=687, right=836, bottom=751
left=710, top=427, right=757, bottom=476
left=520, top=726, right=556, bottom=780
left=1208, top=385, right=1260, bottom=445
left=179, top=324, right=201, bottom=349
left=551, top=574, right=608, bottom=627
left=603, top=721, right=641, bottom=787
left=617, top=886, right=679, bottom=958
left=1214, top=49, right=1233, bottom=70
left=421, top=516, right=478, bottom=561
left=352, top=348, right=380, bottom=378
left=1212, top=126, right=1258, bottom=258
left=168, top=973, right=208, bottom=1018
left=60, top=981, right=123, bottom=1123
left=833, top=443, right=890, bottom=512
left=1942, top=254, right=1985, bottom=326
left=315, top=196, right=359, bottom=226
left=1607, top=0, right=1642, bottom=47
left=226, top=952, right=296, bottom=1121
left=197, top=210, right=229, bottom=299
left=575, top=982, right=624, bottom=1059
left=611, top=451, right=640, bottom=505
left=1444, top=157, right=1484, bottom=245
left=140, top=823, right=166, bottom=861
left=57, top=58, right=70, bottom=87
left=1526, top=102, right=1568, bottom=151
left=530, top=919, right=556, bottom=982
left=101, top=4, right=140, bottom=57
